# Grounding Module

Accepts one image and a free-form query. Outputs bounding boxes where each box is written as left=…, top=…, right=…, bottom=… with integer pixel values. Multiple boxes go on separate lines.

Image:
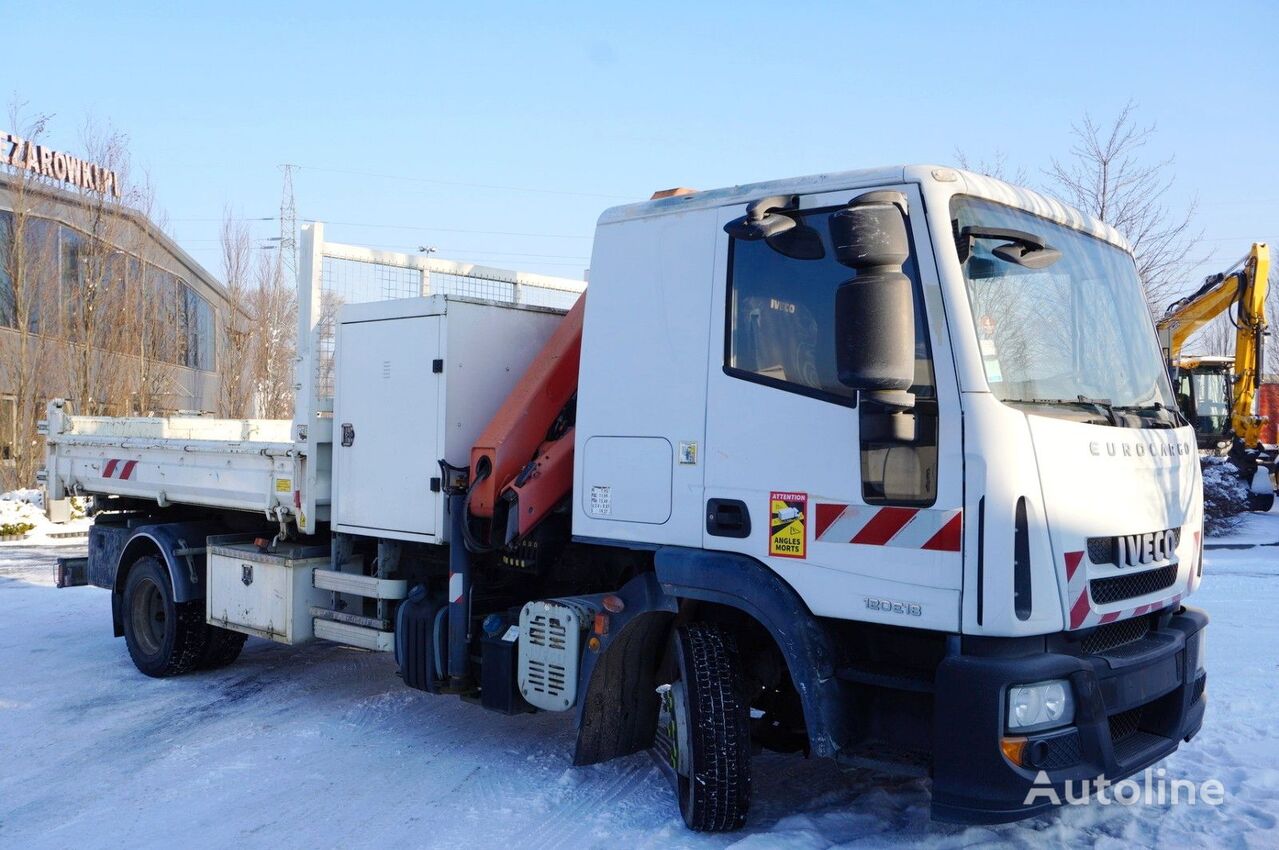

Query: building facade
left=0, top=150, right=233, bottom=485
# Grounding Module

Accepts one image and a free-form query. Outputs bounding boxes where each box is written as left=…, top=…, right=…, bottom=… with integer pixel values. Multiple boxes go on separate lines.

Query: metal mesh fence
left=315, top=256, right=425, bottom=401
left=313, top=248, right=582, bottom=405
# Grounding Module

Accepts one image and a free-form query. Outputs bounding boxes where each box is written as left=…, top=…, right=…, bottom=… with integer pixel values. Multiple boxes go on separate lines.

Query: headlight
left=1192, top=632, right=1207, bottom=676
left=1007, top=680, right=1075, bottom=733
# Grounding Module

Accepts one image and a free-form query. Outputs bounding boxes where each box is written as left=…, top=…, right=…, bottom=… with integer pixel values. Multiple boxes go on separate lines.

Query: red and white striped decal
left=101, top=459, right=138, bottom=480
left=813, top=503, right=962, bottom=552
left=1064, top=547, right=1186, bottom=630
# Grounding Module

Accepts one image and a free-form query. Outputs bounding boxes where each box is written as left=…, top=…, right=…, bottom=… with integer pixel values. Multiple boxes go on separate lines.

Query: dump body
left=42, top=405, right=297, bottom=516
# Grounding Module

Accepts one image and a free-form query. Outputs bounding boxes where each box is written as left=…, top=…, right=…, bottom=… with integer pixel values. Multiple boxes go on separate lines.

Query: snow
left=0, top=490, right=91, bottom=546
left=1206, top=505, right=1279, bottom=548
left=1, top=543, right=1277, bottom=849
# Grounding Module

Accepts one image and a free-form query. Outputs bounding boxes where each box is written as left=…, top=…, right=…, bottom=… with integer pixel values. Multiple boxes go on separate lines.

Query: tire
left=121, top=556, right=208, bottom=678
left=198, top=627, right=248, bottom=670
left=659, top=623, right=753, bottom=832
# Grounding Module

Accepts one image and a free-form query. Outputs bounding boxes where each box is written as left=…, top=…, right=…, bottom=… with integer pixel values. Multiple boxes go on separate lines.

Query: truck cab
left=570, top=165, right=1206, bottom=823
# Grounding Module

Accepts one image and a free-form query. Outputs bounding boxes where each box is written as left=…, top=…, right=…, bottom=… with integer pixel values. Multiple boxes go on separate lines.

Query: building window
left=0, top=212, right=219, bottom=382
left=0, top=395, right=15, bottom=462
left=182, top=283, right=214, bottom=371
left=0, top=211, right=13, bottom=328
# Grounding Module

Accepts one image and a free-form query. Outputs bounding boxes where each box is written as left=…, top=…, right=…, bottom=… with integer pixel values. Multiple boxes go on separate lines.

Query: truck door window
left=725, top=206, right=938, bottom=505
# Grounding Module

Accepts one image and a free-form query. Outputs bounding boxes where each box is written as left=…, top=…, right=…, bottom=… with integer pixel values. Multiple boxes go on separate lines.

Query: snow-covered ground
left=2, top=527, right=1277, bottom=849
left=0, top=490, right=91, bottom=547
left=1206, top=507, right=1279, bottom=549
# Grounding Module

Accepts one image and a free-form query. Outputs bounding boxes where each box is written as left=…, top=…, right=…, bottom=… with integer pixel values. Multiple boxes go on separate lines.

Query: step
left=835, top=664, right=935, bottom=694
left=313, top=618, right=395, bottom=652
left=311, top=606, right=392, bottom=631
left=313, top=568, right=408, bottom=600
left=835, top=740, right=931, bottom=778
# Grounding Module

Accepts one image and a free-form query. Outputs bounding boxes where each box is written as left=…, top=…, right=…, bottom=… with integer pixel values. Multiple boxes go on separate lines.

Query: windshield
left=952, top=196, right=1178, bottom=427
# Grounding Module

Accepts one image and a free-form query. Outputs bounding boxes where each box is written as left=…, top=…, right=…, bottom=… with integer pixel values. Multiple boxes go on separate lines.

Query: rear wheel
left=198, top=627, right=248, bottom=670
left=655, top=623, right=753, bottom=831
left=121, top=556, right=208, bottom=677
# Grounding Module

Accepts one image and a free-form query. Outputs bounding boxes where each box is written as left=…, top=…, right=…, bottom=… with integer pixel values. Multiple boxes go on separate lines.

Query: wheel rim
left=130, top=577, right=167, bottom=656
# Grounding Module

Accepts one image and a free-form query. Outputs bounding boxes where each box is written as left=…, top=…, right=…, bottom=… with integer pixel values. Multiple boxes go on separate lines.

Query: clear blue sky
left=5, top=0, right=1276, bottom=293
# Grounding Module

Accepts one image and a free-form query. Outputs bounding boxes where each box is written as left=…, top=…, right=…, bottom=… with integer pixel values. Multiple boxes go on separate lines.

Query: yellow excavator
left=1157, top=242, right=1275, bottom=511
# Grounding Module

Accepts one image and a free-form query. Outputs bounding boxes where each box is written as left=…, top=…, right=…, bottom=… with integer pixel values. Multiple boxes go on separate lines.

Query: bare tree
left=0, top=103, right=56, bottom=489
left=1195, top=312, right=1236, bottom=357
left=953, top=148, right=1028, bottom=185
left=1046, top=101, right=1200, bottom=314
left=249, top=248, right=296, bottom=418
left=54, top=118, right=141, bottom=416
left=217, top=207, right=254, bottom=417
left=127, top=170, right=181, bottom=415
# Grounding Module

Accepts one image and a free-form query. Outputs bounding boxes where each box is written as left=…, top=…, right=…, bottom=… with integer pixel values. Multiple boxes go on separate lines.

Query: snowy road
left=1, top=532, right=1277, bottom=849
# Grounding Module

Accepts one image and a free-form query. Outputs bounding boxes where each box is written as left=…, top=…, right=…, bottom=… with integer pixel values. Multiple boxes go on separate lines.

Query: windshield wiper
left=1111, top=401, right=1186, bottom=428
left=1008, top=396, right=1118, bottom=425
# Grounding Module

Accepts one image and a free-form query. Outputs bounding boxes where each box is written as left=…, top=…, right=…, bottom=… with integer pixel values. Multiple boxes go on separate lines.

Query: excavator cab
left=1172, top=356, right=1235, bottom=451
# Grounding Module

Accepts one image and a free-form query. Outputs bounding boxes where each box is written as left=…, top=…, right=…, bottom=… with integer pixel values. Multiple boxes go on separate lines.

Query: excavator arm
left=1157, top=243, right=1270, bottom=447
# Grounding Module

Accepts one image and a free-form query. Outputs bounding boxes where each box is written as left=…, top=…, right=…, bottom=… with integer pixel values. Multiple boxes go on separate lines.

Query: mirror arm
left=724, top=195, right=801, bottom=241
left=956, top=225, right=1051, bottom=263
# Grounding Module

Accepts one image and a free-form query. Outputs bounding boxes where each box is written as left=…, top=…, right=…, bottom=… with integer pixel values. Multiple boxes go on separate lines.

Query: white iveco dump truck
left=44, top=166, right=1208, bottom=830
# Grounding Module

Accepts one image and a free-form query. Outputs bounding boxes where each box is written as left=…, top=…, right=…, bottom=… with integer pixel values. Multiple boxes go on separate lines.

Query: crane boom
left=1157, top=242, right=1270, bottom=446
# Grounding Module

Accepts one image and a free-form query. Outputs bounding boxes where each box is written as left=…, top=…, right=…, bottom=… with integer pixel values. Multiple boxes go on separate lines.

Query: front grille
left=1113, top=730, right=1165, bottom=764
left=1035, top=731, right=1083, bottom=770
left=1080, top=616, right=1151, bottom=655
left=1108, top=706, right=1144, bottom=744
left=1087, top=536, right=1117, bottom=565
left=1090, top=563, right=1179, bottom=605
left=1087, top=528, right=1181, bottom=566
left=1193, top=674, right=1207, bottom=703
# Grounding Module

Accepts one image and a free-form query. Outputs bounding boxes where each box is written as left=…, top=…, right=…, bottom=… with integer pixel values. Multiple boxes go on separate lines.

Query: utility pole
left=279, top=164, right=298, bottom=291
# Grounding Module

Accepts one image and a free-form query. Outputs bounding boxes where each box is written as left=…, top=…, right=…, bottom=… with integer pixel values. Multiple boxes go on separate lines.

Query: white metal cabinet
left=333, top=314, right=443, bottom=537
left=331, top=296, right=566, bottom=543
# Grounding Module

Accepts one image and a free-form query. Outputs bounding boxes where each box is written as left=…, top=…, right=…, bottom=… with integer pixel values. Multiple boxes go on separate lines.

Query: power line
left=291, top=164, right=633, bottom=201
left=168, top=215, right=592, bottom=240
left=307, top=219, right=593, bottom=240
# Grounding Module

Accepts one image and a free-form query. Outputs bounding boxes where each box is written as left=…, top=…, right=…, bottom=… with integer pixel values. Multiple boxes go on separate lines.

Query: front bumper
left=930, top=606, right=1208, bottom=823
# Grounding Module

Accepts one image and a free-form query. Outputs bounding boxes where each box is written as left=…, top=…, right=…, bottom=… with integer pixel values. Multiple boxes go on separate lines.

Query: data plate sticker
left=769, top=491, right=807, bottom=559
left=589, top=485, right=612, bottom=516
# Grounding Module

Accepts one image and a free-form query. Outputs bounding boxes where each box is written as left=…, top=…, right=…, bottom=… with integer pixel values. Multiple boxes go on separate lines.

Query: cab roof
left=597, top=164, right=1130, bottom=253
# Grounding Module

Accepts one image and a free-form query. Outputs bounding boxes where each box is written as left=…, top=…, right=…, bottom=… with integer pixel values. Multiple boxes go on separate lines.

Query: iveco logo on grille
left=1116, top=529, right=1177, bottom=567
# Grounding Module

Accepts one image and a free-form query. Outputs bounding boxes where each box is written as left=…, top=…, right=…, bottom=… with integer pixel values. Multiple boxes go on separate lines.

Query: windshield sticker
left=983, top=353, right=1003, bottom=383
left=769, top=491, right=807, bottom=559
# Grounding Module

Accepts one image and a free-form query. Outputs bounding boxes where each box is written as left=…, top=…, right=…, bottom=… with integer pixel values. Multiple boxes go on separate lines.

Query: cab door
left=701, top=184, right=965, bottom=632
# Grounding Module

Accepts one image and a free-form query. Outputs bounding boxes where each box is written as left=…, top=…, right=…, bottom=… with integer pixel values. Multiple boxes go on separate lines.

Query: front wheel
left=655, top=623, right=753, bottom=831
left=121, top=556, right=208, bottom=677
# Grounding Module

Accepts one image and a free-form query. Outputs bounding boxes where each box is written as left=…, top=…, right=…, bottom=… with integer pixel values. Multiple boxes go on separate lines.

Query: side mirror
left=724, top=195, right=826, bottom=261
left=830, top=191, right=916, bottom=440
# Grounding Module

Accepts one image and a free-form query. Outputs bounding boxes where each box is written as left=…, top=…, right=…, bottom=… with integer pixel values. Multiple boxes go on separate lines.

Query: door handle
left=706, top=498, right=751, bottom=538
